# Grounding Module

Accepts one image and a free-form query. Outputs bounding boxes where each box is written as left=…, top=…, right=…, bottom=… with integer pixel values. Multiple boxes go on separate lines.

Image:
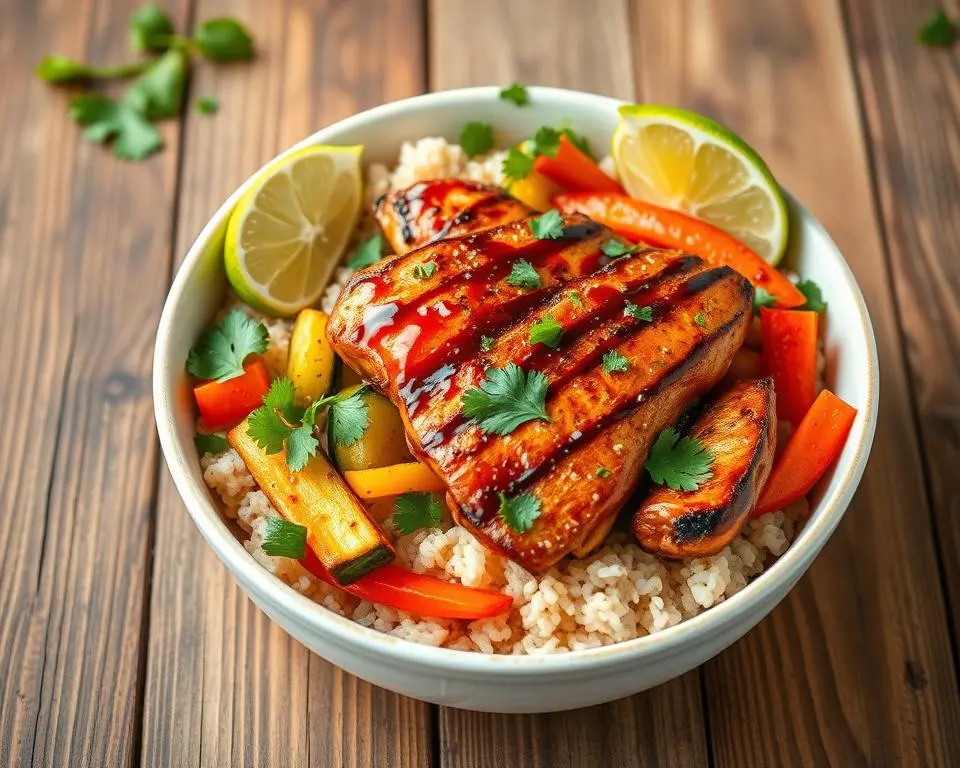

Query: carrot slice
left=344, top=462, right=447, bottom=498
left=534, top=135, right=624, bottom=195
left=553, top=193, right=806, bottom=308
left=193, top=356, right=271, bottom=430
left=760, top=307, right=819, bottom=426
left=752, top=389, right=857, bottom=517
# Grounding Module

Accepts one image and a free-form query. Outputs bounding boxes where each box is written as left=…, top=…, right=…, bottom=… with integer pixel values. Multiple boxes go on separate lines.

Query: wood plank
left=140, top=1, right=431, bottom=766
left=626, top=0, right=960, bottom=765
left=844, top=0, right=960, bottom=649
left=0, top=0, right=189, bottom=765
left=429, top=2, right=709, bottom=765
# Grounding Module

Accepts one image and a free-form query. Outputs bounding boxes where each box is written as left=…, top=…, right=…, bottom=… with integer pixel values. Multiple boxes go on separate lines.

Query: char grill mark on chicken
left=328, top=180, right=753, bottom=572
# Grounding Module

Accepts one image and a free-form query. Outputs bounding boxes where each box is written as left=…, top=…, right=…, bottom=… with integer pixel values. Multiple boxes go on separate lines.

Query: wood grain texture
left=0, top=0, right=188, bottom=765
left=844, top=0, right=960, bottom=648
left=429, top=2, right=709, bottom=765
left=139, top=1, right=430, bottom=766
left=626, top=0, right=960, bottom=764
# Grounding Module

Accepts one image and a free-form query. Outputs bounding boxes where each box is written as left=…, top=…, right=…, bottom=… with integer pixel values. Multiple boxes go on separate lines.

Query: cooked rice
left=199, top=137, right=804, bottom=654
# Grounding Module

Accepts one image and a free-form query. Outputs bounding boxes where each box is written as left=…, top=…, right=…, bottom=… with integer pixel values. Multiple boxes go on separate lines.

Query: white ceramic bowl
left=154, top=87, right=879, bottom=713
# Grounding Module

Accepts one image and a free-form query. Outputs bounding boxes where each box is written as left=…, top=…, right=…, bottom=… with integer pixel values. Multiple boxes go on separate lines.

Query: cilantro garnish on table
left=624, top=302, right=653, bottom=322
left=462, top=364, right=550, bottom=435
left=497, top=492, right=541, bottom=533
left=37, top=3, right=255, bottom=161
left=506, top=259, right=542, bottom=289
left=645, top=427, right=715, bottom=491
left=195, top=95, right=219, bottom=115
left=602, top=239, right=638, bottom=258
left=528, top=313, right=563, bottom=348
left=459, top=121, right=495, bottom=158
left=247, top=378, right=369, bottom=470
left=499, top=83, right=529, bottom=107
left=348, top=233, right=385, bottom=269
left=529, top=209, right=565, bottom=239
left=796, top=279, right=827, bottom=312
left=261, top=517, right=308, bottom=558
left=918, top=8, right=957, bottom=47
left=186, top=309, right=268, bottom=382
left=392, top=492, right=443, bottom=535
left=602, top=350, right=630, bottom=374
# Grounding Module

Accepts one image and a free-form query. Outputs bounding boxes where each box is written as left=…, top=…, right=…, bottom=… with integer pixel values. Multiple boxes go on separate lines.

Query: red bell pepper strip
left=301, top=547, right=513, bottom=620
left=760, top=307, right=818, bottom=426
left=193, top=356, right=271, bottom=430
left=553, top=193, right=806, bottom=308
left=753, top=389, right=857, bottom=517
left=534, top=135, right=624, bottom=195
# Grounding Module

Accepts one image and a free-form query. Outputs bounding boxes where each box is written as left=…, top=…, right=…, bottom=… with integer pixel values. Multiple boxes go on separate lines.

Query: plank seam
left=837, top=0, right=960, bottom=687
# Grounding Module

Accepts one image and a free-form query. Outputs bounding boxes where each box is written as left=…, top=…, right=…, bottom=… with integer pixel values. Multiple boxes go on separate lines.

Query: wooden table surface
left=3, top=0, right=960, bottom=765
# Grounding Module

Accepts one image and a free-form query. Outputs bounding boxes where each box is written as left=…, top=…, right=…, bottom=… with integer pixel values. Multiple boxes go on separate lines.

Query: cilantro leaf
left=529, top=209, right=564, bottom=239
left=567, top=291, right=584, bottom=309
left=624, top=302, right=653, bottom=322
left=262, top=376, right=303, bottom=423
left=531, top=124, right=593, bottom=159
left=413, top=262, right=437, bottom=280
left=918, top=9, right=956, bottom=47
left=69, top=93, right=163, bottom=161
left=246, top=403, right=292, bottom=454
left=602, top=350, right=629, bottom=374
left=195, top=95, right=219, bottom=115
left=392, top=492, right=443, bottom=535
left=497, top=492, right=541, bottom=533
left=186, top=309, right=268, bottom=381
left=462, top=364, right=550, bottom=435
left=480, top=335, right=495, bottom=352
left=194, top=432, right=228, bottom=454
left=645, top=427, right=715, bottom=491
left=694, top=312, right=707, bottom=328
left=194, top=17, right=255, bottom=61
left=602, top=239, right=638, bottom=258
left=459, top=121, right=494, bottom=158
left=796, top=279, right=827, bottom=312
left=595, top=466, right=611, bottom=478
left=347, top=233, right=384, bottom=269
left=130, top=3, right=175, bottom=53
left=285, top=424, right=320, bottom=472
left=499, top=83, right=529, bottom=106
left=261, top=517, right=308, bottom=559
left=506, top=259, right=541, bottom=289
left=502, top=147, right=535, bottom=183
left=125, top=49, right=186, bottom=120
left=329, top=387, right=371, bottom=447
left=528, top=313, right=563, bottom=348
left=753, top=286, right=777, bottom=314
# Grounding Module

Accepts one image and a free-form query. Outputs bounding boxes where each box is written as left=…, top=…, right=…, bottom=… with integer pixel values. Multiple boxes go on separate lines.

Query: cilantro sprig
left=529, top=209, right=565, bottom=240
left=501, top=122, right=593, bottom=183
left=498, top=492, right=541, bottom=533
left=796, top=279, right=827, bottom=312
left=348, top=233, right=385, bottom=269
left=459, top=121, right=495, bottom=158
left=499, top=83, right=529, bottom=107
left=194, top=432, right=228, bottom=454
left=506, top=259, right=542, bottom=289
left=413, top=262, right=438, bottom=280
left=262, top=517, right=308, bottom=559
left=186, top=309, right=268, bottom=382
left=392, top=492, right=443, bottom=535
left=602, top=239, right=638, bottom=258
left=645, top=427, right=715, bottom=491
left=753, top=287, right=777, bottom=314
left=918, top=9, right=957, bottom=47
left=37, top=3, right=254, bottom=161
left=528, top=313, right=563, bottom=348
left=624, top=302, right=653, bottom=322
left=602, top=350, right=629, bottom=374
left=462, top=364, right=550, bottom=435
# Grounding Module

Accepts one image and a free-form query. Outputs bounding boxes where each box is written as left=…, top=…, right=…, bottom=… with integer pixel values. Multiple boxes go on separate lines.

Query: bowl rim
left=154, top=85, right=879, bottom=674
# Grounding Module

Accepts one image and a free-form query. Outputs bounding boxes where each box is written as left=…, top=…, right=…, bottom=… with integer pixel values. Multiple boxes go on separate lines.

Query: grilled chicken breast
left=376, top=180, right=529, bottom=255
left=633, top=377, right=777, bottom=558
left=328, top=180, right=753, bottom=572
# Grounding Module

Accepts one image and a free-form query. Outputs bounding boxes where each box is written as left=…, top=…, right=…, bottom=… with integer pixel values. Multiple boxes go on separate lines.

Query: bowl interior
left=154, top=87, right=878, bottom=669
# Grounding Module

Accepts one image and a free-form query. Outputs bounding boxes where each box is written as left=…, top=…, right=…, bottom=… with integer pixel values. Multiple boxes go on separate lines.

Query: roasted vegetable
left=760, top=307, right=818, bottom=426
left=506, top=169, right=562, bottom=211
left=327, top=384, right=414, bottom=471
left=193, top=355, right=271, bottom=430
left=753, top=389, right=856, bottom=517
left=344, top=462, right=446, bottom=499
left=533, top=134, right=623, bottom=194
left=633, top=378, right=777, bottom=558
left=287, top=309, right=336, bottom=406
left=228, top=419, right=394, bottom=584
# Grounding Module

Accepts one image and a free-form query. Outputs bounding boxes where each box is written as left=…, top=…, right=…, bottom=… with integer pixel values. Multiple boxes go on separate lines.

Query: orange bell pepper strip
left=193, top=356, right=271, bottom=430
left=533, top=135, right=624, bottom=195
left=344, top=462, right=447, bottom=499
left=301, top=547, right=513, bottom=620
left=753, top=389, right=857, bottom=517
left=760, top=308, right=818, bottom=426
left=553, top=193, right=806, bottom=308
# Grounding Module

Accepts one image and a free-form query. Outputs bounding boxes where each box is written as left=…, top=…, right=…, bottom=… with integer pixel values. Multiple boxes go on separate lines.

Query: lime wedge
left=225, top=145, right=362, bottom=316
left=612, top=105, right=788, bottom=264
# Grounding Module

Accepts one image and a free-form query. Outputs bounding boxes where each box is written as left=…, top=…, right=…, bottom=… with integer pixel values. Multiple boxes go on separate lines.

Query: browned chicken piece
left=327, top=180, right=754, bottom=572
left=633, top=377, right=777, bottom=558
left=376, top=179, right=529, bottom=254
